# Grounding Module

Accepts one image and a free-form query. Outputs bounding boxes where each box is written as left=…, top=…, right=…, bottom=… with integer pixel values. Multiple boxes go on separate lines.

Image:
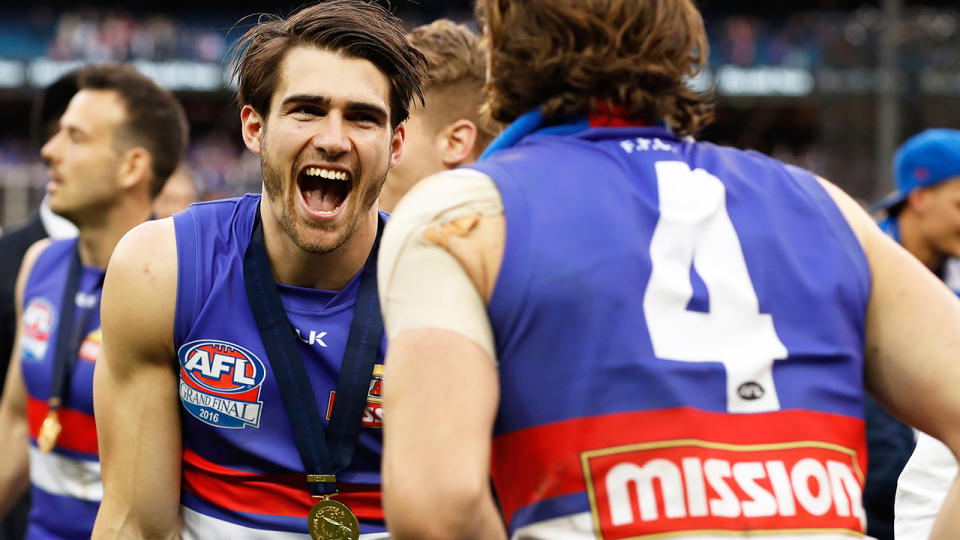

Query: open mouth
left=298, top=166, right=353, bottom=217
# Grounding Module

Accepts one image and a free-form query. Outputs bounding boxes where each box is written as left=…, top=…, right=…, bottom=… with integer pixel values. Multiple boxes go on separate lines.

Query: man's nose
left=40, top=132, right=60, bottom=166
left=311, top=112, right=350, bottom=158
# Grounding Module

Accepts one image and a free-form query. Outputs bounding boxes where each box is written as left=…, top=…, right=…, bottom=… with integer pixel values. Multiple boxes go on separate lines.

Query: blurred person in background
left=152, top=164, right=199, bottom=218
left=0, top=71, right=79, bottom=540
left=380, top=19, right=496, bottom=213
left=378, top=0, right=960, bottom=538
left=883, top=129, right=960, bottom=540
left=0, top=63, right=187, bottom=540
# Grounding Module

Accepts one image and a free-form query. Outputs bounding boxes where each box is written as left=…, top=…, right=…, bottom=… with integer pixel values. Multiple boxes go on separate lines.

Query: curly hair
left=230, top=0, right=427, bottom=129
left=476, top=0, right=715, bottom=136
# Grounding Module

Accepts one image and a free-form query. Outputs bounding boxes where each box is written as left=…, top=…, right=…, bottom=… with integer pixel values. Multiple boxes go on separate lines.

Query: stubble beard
left=260, top=149, right=387, bottom=255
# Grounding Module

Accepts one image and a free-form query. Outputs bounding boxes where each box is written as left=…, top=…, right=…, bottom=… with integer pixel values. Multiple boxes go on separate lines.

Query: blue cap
left=874, top=129, right=960, bottom=212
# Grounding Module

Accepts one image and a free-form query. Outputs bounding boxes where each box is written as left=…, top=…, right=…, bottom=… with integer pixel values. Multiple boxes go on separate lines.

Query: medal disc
left=37, top=410, right=62, bottom=453
left=308, top=499, right=359, bottom=540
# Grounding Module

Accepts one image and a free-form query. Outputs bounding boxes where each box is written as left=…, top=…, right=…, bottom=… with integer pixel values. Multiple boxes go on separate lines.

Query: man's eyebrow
left=280, top=94, right=331, bottom=109
left=346, top=102, right=388, bottom=121
left=279, top=95, right=388, bottom=122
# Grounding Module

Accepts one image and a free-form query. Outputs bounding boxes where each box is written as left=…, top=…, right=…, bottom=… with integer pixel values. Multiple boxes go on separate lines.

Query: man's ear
left=440, top=119, right=479, bottom=168
left=389, top=123, right=406, bottom=169
left=241, top=105, right=264, bottom=155
left=117, top=147, right=152, bottom=192
left=907, top=188, right=930, bottom=214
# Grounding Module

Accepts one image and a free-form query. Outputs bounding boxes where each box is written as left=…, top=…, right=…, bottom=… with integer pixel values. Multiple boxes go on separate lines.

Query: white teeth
left=303, top=167, right=349, bottom=181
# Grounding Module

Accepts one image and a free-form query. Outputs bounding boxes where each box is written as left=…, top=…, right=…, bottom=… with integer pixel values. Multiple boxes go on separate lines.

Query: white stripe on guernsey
left=509, top=512, right=874, bottom=540
left=180, top=506, right=389, bottom=540
left=28, top=446, right=102, bottom=501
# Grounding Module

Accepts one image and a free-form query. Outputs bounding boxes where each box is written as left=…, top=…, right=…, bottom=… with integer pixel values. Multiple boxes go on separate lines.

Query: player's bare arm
left=0, top=239, right=50, bottom=515
left=381, top=173, right=506, bottom=539
left=91, top=218, right=180, bottom=540
left=820, top=177, right=960, bottom=538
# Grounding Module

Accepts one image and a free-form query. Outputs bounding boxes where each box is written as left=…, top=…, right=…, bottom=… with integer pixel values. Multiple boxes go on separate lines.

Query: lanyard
left=49, top=243, right=103, bottom=410
left=242, top=209, right=384, bottom=496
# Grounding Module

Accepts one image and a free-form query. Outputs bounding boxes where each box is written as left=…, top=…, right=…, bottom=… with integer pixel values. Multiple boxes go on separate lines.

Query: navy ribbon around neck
left=243, top=209, right=384, bottom=496
left=49, top=243, right=103, bottom=410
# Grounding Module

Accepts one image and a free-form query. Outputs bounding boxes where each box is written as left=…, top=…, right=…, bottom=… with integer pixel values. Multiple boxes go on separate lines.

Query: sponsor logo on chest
left=178, top=340, right=266, bottom=429
left=325, top=363, right=384, bottom=428
left=21, top=298, right=56, bottom=363
left=78, top=328, right=102, bottom=363
left=582, top=440, right=865, bottom=539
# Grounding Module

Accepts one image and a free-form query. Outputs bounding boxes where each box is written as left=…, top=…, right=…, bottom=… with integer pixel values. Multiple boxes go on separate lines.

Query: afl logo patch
left=21, top=298, right=56, bottom=363
left=178, top=339, right=265, bottom=429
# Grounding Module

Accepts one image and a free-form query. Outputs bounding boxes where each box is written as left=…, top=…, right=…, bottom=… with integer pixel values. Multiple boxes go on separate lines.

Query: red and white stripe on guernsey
left=492, top=407, right=867, bottom=539
left=25, top=396, right=98, bottom=455
left=25, top=397, right=101, bottom=500
left=28, top=446, right=101, bottom=501
left=179, top=507, right=389, bottom=540
left=181, top=448, right=383, bottom=522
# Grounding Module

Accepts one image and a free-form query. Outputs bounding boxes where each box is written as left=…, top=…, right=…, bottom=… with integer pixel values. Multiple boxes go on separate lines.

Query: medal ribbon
left=243, top=208, right=384, bottom=496
left=48, top=242, right=103, bottom=420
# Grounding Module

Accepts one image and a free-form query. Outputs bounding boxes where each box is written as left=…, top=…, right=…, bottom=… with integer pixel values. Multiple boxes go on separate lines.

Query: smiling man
left=90, top=2, right=425, bottom=539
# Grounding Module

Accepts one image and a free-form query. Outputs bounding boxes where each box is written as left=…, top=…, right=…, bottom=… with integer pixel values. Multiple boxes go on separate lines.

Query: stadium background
left=0, top=0, right=955, bottom=228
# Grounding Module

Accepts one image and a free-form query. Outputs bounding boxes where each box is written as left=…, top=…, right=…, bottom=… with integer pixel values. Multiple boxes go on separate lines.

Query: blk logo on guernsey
left=582, top=440, right=865, bottom=538
left=21, top=298, right=56, bottom=363
left=178, top=339, right=266, bottom=429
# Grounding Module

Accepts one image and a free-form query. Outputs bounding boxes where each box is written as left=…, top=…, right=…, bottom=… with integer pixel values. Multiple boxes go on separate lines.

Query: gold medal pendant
left=37, top=409, right=62, bottom=453
left=308, top=498, right=359, bottom=540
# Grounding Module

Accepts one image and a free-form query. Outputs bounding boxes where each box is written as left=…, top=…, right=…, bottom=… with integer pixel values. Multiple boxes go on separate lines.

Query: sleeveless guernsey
left=20, top=238, right=105, bottom=540
left=173, top=195, right=387, bottom=539
left=470, top=124, right=871, bottom=539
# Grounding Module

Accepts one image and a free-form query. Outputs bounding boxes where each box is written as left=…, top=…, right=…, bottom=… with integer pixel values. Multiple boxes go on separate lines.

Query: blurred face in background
left=153, top=165, right=198, bottom=218
left=913, top=176, right=960, bottom=260
left=381, top=101, right=443, bottom=212
left=41, top=89, right=128, bottom=225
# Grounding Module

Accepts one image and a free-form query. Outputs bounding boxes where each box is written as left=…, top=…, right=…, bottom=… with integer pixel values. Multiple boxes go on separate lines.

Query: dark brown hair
left=476, top=0, right=715, bottom=136
left=77, top=63, right=189, bottom=198
left=409, top=19, right=498, bottom=150
left=230, top=0, right=427, bottom=130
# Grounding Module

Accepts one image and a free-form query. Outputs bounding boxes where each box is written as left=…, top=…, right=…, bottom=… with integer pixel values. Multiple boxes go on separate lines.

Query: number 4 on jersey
left=643, top=161, right=788, bottom=413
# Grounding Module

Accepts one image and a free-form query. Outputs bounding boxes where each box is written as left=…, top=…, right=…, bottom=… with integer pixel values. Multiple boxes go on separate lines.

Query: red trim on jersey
left=181, top=448, right=383, bottom=521
left=491, top=407, right=866, bottom=526
left=26, top=396, right=98, bottom=455
left=588, top=103, right=648, bottom=128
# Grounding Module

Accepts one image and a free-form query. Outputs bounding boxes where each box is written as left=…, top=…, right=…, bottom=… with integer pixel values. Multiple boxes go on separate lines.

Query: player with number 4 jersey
left=377, top=1, right=960, bottom=539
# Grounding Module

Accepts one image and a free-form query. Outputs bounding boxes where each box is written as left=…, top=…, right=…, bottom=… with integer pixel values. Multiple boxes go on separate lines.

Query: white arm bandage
left=378, top=169, right=503, bottom=362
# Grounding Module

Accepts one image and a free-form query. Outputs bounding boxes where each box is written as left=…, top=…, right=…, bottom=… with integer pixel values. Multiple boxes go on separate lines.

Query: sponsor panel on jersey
left=582, top=440, right=864, bottom=539
left=178, top=340, right=266, bottom=429
left=490, top=407, right=867, bottom=536
left=78, top=328, right=101, bottom=363
left=325, top=364, right=384, bottom=428
left=21, top=297, right=56, bottom=363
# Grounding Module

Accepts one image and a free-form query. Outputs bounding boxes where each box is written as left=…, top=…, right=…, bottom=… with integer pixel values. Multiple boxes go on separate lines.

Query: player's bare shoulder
left=385, top=169, right=505, bottom=301
left=814, top=176, right=880, bottom=250
left=101, top=217, right=178, bottom=358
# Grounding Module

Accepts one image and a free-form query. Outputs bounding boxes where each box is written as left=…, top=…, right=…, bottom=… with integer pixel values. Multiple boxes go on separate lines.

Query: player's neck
left=262, top=204, right=378, bottom=291
left=898, top=213, right=945, bottom=273
left=76, top=200, right=153, bottom=269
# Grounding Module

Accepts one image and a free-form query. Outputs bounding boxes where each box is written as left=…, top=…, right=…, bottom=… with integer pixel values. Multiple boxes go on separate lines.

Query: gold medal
left=37, top=409, right=62, bottom=453
left=308, top=498, right=359, bottom=540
